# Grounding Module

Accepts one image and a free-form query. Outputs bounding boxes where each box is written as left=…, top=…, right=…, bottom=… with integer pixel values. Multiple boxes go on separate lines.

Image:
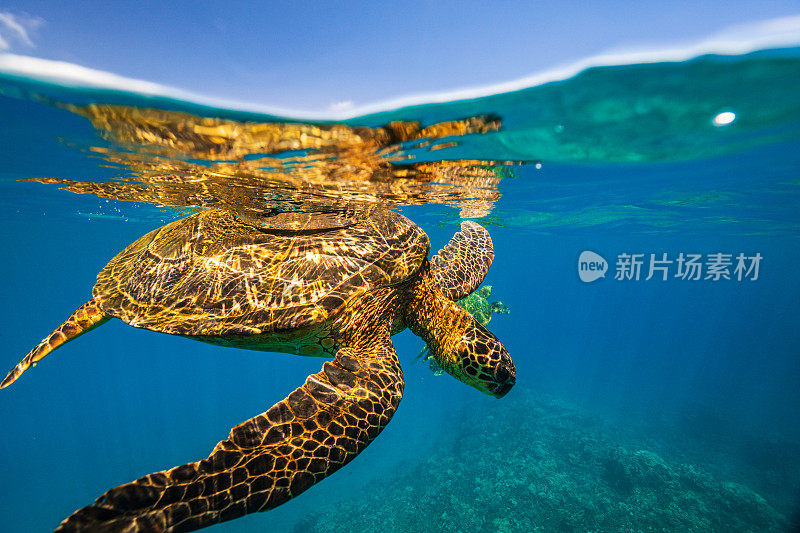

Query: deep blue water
left=1, top=48, right=799, bottom=532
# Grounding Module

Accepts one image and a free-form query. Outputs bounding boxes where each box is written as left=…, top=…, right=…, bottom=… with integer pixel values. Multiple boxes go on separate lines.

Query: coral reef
left=300, top=393, right=789, bottom=532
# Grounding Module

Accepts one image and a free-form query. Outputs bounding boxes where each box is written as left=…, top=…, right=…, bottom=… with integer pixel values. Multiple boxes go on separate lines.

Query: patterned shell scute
left=93, top=208, right=429, bottom=335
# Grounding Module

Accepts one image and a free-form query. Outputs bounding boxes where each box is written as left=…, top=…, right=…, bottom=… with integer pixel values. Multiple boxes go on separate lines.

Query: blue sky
left=1, top=1, right=799, bottom=114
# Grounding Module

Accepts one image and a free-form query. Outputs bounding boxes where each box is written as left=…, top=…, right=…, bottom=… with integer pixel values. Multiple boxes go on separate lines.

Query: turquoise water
left=1, top=48, right=799, bottom=532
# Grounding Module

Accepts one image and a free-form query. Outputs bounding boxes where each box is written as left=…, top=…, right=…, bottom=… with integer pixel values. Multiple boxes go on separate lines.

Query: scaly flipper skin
left=430, top=221, right=494, bottom=300
left=56, top=328, right=402, bottom=532
left=0, top=300, right=110, bottom=389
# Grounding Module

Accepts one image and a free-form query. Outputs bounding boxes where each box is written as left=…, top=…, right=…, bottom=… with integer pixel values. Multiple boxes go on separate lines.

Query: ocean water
left=0, top=47, right=799, bottom=532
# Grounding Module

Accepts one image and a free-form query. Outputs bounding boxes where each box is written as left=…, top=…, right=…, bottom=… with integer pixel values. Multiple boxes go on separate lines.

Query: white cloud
left=329, top=100, right=354, bottom=112
left=0, top=53, right=173, bottom=94
left=0, top=14, right=799, bottom=119
left=0, top=11, right=43, bottom=51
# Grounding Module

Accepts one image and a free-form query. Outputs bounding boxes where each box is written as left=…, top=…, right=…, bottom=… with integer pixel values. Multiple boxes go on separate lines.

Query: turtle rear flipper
left=1, top=300, right=110, bottom=389
left=431, top=221, right=493, bottom=300
left=56, top=332, right=404, bottom=532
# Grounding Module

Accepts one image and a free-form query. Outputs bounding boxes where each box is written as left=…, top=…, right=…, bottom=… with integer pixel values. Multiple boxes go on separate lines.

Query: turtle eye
left=495, top=365, right=510, bottom=382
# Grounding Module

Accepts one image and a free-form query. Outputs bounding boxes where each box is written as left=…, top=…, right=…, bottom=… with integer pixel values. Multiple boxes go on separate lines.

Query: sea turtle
left=418, top=285, right=510, bottom=375
left=2, top=207, right=515, bottom=532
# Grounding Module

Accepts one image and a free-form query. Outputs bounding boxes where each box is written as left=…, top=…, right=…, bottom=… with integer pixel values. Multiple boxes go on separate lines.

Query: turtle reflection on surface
left=25, top=104, right=524, bottom=218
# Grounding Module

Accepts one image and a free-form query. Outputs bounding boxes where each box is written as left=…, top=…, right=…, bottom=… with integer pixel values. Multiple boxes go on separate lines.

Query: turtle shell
left=93, top=207, right=430, bottom=336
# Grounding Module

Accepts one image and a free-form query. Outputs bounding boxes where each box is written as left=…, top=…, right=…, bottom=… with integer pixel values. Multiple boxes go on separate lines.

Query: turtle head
left=434, top=319, right=516, bottom=398
left=406, top=274, right=515, bottom=398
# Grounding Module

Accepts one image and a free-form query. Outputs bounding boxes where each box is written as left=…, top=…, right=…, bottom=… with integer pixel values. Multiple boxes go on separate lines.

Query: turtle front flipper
left=431, top=221, right=494, bottom=300
left=1, top=300, right=110, bottom=389
left=56, top=333, right=404, bottom=532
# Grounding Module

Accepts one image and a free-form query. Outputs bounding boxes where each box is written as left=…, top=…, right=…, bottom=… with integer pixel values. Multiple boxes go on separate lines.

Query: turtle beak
left=490, top=350, right=516, bottom=398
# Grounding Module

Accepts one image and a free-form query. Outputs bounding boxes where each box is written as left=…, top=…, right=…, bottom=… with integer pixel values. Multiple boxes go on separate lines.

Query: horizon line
left=1, top=14, right=799, bottom=121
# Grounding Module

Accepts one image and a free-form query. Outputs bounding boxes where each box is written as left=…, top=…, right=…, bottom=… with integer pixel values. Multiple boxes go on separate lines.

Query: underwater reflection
left=25, top=104, right=523, bottom=218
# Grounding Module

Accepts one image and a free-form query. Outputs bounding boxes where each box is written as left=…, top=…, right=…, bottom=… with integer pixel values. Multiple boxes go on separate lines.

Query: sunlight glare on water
left=713, top=111, right=737, bottom=126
